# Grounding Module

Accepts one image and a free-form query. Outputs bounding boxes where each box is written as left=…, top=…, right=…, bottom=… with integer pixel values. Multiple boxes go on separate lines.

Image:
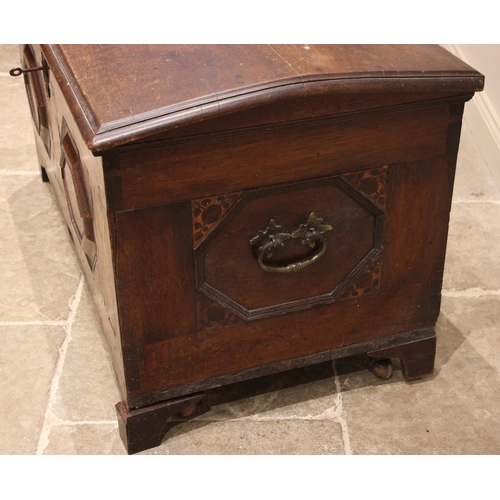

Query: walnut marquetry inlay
left=337, top=165, right=387, bottom=299
left=192, top=192, right=242, bottom=247
left=341, top=166, right=388, bottom=210
left=340, top=257, right=382, bottom=300
left=197, top=293, right=243, bottom=330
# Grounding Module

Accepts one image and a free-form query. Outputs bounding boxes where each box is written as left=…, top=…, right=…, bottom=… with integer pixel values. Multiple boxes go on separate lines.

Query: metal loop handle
left=256, top=231, right=328, bottom=273
left=250, top=212, right=332, bottom=274
left=9, top=66, right=44, bottom=77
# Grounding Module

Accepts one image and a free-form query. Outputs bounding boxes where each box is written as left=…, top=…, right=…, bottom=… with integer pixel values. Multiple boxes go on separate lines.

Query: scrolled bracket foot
left=368, top=335, right=436, bottom=382
left=116, top=392, right=205, bottom=454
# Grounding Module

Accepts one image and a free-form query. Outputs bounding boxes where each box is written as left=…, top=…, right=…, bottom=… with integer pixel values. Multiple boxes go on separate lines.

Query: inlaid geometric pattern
left=194, top=173, right=384, bottom=321
left=192, top=192, right=242, bottom=248
left=197, top=293, right=243, bottom=330
left=340, top=256, right=382, bottom=300
left=340, top=166, right=388, bottom=211
left=336, top=166, right=387, bottom=299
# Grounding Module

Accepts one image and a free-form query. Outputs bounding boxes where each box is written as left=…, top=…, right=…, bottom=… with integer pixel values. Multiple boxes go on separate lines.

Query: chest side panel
left=24, top=44, right=127, bottom=401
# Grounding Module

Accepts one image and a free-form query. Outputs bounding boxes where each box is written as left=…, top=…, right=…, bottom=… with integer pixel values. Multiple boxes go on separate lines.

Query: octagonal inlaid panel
left=194, top=169, right=386, bottom=320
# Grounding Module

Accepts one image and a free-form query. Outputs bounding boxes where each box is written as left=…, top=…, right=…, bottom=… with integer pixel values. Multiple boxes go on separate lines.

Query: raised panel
left=22, top=45, right=51, bottom=153
left=59, top=121, right=96, bottom=269
left=195, top=169, right=386, bottom=320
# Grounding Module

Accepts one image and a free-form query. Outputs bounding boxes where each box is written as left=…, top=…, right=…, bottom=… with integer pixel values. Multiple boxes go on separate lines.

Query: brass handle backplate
left=249, top=212, right=332, bottom=273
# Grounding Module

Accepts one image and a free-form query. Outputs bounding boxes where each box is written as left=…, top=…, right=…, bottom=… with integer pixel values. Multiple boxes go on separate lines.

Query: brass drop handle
left=250, top=212, right=332, bottom=273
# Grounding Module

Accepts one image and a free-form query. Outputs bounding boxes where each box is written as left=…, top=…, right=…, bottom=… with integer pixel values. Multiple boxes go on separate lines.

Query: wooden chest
left=15, top=44, right=483, bottom=453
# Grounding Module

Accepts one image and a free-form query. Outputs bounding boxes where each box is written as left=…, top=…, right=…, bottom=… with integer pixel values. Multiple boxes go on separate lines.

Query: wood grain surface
left=21, top=45, right=482, bottom=428
left=40, top=44, right=484, bottom=150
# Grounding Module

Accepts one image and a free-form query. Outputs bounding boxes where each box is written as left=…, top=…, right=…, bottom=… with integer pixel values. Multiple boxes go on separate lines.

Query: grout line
left=196, top=363, right=353, bottom=454
left=0, top=171, right=39, bottom=176
left=439, top=308, right=452, bottom=321
left=452, top=199, right=500, bottom=204
left=442, top=288, right=500, bottom=298
left=333, top=360, right=352, bottom=455
left=35, top=274, right=85, bottom=455
left=51, top=420, right=118, bottom=426
left=0, top=321, right=67, bottom=326
left=188, top=415, right=284, bottom=422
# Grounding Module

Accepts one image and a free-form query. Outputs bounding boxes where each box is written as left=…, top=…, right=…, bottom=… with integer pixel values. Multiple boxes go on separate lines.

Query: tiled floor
left=1, top=44, right=500, bottom=455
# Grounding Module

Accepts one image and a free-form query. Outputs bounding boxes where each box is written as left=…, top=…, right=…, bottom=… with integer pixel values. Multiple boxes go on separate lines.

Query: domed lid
left=43, top=44, right=484, bottom=152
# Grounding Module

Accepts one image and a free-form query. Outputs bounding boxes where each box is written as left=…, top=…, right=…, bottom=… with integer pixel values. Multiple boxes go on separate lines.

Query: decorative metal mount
left=249, top=212, right=332, bottom=273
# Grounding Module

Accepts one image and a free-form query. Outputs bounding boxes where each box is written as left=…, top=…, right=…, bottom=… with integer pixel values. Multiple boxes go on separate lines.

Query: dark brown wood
left=18, top=44, right=483, bottom=453
left=129, top=328, right=434, bottom=408
left=41, top=44, right=483, bottom=151
left=129, top=92, right=472, bottom=144
left=116, top=393, right=205, bottom=454
left=105, top=104, right=453, bottom=211
left=368, top=336, right=437, bottom=381
left=111, top=153, right=456, bottom=399
left=196, top=174, right=384, bottom=319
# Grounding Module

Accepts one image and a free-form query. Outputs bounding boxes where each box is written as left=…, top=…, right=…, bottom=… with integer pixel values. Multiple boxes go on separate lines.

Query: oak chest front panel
left=112, top=152, right=455, bottom=408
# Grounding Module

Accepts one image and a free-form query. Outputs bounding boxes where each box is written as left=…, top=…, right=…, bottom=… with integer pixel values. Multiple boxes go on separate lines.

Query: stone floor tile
left=453, top=123, right=500, bottom=201
left=0, top=175, right=80, bottom=321
left=139, top=419, right=345, bottom=455
left=0, top=73, right=39, bottom=173
left=51, top=285, right=121, bottom=422
left=338, top=313, right=500, bottom=454
left=443, top=202, right=500, bottom=291
left=0, top=325, right=66, bottom=454
left=441, top=295, right=500, bottom=371
left=0, top=44, right=21, bottom=68
left=195, top=362, right=338, bottom=421
left=43, top=424, right=125, bottom=455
